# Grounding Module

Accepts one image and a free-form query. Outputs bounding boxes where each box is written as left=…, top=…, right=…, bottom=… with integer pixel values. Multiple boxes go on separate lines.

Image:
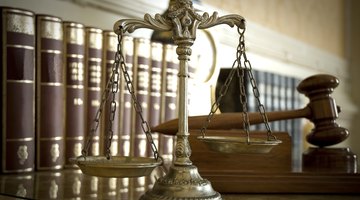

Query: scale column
left=174, top=38, right=193, bottom=166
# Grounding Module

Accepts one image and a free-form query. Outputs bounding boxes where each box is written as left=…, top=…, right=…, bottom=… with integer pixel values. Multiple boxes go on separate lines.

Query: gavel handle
left=152, top=107, right=312, bottom=136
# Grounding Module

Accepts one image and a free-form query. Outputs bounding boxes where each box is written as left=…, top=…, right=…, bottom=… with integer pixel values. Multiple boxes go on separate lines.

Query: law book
left=35, top=14, right=65, bottom=171
left=147, top=41, right=163, bottom=158
left=264, top=71, right=274, bottom=130
left=131, top=38, right=151, bottom=195
left=84, top=27, right=103, bottom=156
left=291, top=77, right=303, bottom=171
left=253, top=69, right=265, bottom=131
left=271, top=73, right=281, bottom=131
left=119, top=35, right=134, bottom=157
left=1, top=7, right=36, bottom=173
left=278, top=74, right=288, bottom=132
left=246, top=69, right=256, bottom=112
left=132, top=38, right=151, bottom=158
left=144, top=41, right=163, bottom=190
left=159, top=43, right=179, bottom=163
left=285, top=75, right=294, bottom=135
left=245, top=69, right=257, bottom=131
left=101, top=31, right=120, bottom=156
left=63, top=21, right=86, bottom=167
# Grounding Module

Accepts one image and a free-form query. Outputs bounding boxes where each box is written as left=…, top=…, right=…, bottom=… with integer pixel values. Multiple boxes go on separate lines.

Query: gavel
left=152, top=74, right=349, bottom=147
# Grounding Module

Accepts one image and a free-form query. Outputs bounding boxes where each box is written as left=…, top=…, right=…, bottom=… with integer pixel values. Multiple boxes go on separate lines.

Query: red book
left=63, top=21, right=86, bottom=167
left=159, top=44, right=179, bottom=163
left=36, top=14, right=65, bottom=170
left=1, top=7, right=36, bottom=173
left=101, top=31, right=120, bottom=156
left=85, top=27, right=103, bottom=156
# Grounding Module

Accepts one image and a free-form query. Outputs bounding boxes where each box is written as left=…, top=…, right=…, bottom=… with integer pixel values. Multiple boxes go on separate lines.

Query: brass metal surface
left=70, top=156, right=162, bottom=178
left=197, top=136, right=282, bottom=154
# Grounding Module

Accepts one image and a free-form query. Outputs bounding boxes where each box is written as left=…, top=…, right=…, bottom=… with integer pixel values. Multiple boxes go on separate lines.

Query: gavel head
left=297, top=74, right=349, bottom=147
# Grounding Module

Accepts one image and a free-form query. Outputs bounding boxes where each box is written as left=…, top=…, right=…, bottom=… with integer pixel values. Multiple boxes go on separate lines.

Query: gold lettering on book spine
left=6, top=12, right=34, bottom=34
left=40, top=16, right=62, bottom=39
left=17, top=145, right=29, bottom=165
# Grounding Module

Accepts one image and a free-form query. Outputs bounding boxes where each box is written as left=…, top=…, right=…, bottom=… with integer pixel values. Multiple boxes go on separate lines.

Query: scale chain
left=200, top=26, right=277, bottom=142
left=81, top=62, right=114, bottom=158
left=237, top=27, right=276, bottom=141
left=117, top=29, right=160, bottom=161
left=103, top=44, right=122, bottom=159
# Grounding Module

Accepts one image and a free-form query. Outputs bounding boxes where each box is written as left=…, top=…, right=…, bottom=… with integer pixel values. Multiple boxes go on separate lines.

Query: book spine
left=119, top=35, right=134, bottom=157
left=159, top=44, right=179, bottom=162
left=133, top=38, right=151, bottom=158
left=101, top=31, right=120, bottom=156
left=85, top=27, right=103, bottom=156
left=285, top=76, right=293, bottom=134
left=147, top=42, right=163, bottom=158
left=291, top=77, right=303, bottom=172
left=246, top=69, right=257, bottom=131
left=1, top=7, right=36, bottom=173
left=254, top=69, right=265, bottom=130
left=63, top=21, right=85, bottom=167
left=279, top=74, right=287, bottom=132
left=272, top=73, right=281, bottom=131
left=264, top=71, right=274, bottom=130
left=36, top=14, right=65, bottom=170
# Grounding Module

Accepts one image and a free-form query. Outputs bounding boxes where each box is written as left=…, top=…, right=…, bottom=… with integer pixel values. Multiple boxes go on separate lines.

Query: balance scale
left=70, top=0, right=357, bottom=199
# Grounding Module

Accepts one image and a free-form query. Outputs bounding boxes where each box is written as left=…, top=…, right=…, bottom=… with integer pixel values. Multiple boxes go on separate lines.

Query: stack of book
left=0, top=7, right=179, bottom=174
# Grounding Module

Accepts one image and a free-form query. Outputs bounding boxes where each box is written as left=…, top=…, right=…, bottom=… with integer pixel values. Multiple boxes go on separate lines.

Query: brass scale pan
left=70, top=127, right=280, bottom=178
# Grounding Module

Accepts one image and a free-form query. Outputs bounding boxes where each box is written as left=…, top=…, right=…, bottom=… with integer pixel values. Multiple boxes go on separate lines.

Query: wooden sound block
left=302, top=147, right=358, bottom=173
left=188, top=129, right=292, bottom=173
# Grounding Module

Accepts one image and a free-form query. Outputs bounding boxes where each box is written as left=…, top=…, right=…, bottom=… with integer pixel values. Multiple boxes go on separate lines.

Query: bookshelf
left=1, top=0, right=355, bottom=129
left=1, top=0, right=359, bottom=199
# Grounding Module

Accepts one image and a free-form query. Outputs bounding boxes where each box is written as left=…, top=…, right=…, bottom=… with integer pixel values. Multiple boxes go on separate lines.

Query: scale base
left=141, top=164, right=221, bottom=200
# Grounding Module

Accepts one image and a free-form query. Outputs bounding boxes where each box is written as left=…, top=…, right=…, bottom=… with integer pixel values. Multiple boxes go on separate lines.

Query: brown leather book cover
left=63, top=21, right=85, bottom=167
left=159, top=44, right=179, bottom=163
left=132, top=38, right=151, bottom=158
left=101, top=31, right=120, bottom=156
left=1, top=7, right=36, bottom=173
left=147, top=42, right=163, bottom=157
left=85, top=27, right=103, bottom=156
left=36, top=14, right=65, bottom=171
left=119, top=35, right=134, bottom=157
